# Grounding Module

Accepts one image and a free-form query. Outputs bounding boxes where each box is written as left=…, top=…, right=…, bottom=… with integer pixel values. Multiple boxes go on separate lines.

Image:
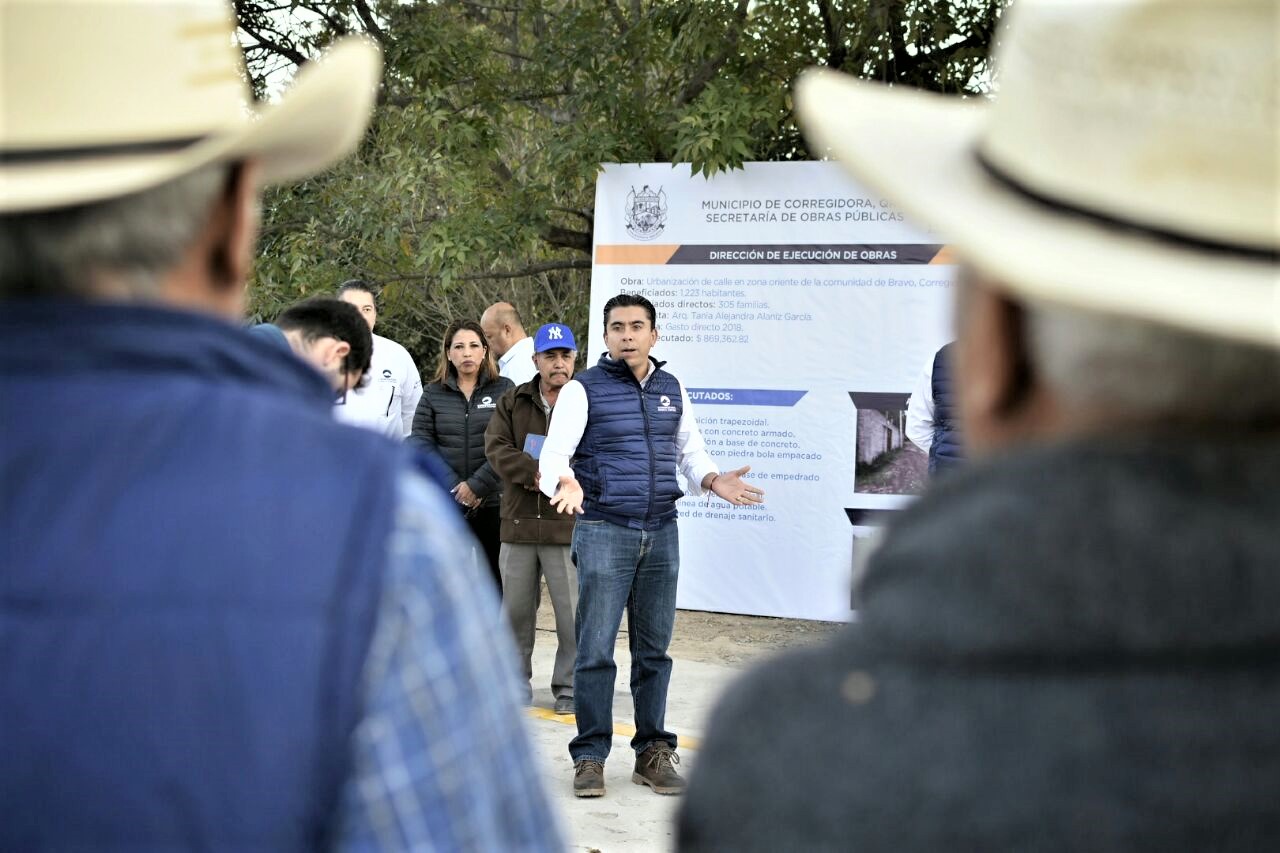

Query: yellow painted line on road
left=526, top=707, right=702, bottom=751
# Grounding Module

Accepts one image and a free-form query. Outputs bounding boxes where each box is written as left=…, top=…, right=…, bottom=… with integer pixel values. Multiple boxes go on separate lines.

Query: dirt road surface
left=529, top=588, right=845, bottom=851
left=538, top=588, right=844, bottom=667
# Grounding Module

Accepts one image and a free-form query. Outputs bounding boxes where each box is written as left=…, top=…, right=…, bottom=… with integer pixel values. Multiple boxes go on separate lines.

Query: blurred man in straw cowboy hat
left=680, top=0, right=1279, bottom=849
left=0, top=1, right=561, bottom=849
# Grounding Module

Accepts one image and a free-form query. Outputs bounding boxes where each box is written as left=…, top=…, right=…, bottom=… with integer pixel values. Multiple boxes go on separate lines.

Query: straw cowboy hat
left=795, top=0, right=1278, bottom=348
left=0, top=0, right=382, bottom=214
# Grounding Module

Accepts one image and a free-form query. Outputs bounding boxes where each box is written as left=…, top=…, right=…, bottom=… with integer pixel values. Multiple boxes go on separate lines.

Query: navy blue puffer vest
left=574, top=355, right=684, bottom=530
left=928, top=342, right=964, bottom=475
left=0, top=301, right=407, bottom=850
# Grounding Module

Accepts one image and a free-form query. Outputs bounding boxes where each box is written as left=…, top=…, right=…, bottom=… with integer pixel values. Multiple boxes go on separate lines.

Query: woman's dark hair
left=432, top=318, right=498, bottom=384
left=603, top=292, right=657, bottom=327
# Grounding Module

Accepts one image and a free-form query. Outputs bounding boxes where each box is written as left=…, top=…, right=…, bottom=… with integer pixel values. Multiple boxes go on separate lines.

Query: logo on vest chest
left=656, top=393, right=677, bottom=413
left=478, top=396, right=496, bottom=409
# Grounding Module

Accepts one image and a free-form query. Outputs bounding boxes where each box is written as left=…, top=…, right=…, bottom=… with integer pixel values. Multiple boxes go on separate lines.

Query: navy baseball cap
left=534, top=323, right=577, bottom=353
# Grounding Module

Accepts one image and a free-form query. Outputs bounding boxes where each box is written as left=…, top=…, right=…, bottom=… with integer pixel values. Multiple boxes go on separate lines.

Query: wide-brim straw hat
left=795, top=0, right=1278, bottom=348
left=1, top=0, right=382, bottom=214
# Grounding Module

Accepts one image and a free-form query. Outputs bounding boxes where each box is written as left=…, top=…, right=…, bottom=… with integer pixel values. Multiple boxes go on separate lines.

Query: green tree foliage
left=237, top=0, right=1004, bottom=364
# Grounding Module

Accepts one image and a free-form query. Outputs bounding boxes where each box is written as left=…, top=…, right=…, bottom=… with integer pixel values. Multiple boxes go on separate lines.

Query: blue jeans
left=569, top=518, right=679, bottom=763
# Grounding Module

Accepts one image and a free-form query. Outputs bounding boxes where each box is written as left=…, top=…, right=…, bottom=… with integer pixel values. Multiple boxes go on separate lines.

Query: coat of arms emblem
left=625, top=185, right=668, bottom=241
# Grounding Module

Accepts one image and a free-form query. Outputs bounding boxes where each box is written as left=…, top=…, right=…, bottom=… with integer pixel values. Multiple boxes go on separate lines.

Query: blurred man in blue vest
left=0, top=1, right=561, bottom=849
left=539, top=293, right=764, bottom=798
left=679, top=0, right=1280, bottom=849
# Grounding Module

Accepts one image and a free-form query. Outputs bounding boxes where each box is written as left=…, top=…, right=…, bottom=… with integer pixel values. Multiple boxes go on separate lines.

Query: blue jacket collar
left=596, top=353, right=667, bottom=383
left=0, top=299, right=333, bottom=408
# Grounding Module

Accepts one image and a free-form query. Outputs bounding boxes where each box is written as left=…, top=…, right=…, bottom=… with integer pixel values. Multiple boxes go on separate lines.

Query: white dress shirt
left=334, top=383, right=404, bottom=439
left=905, top=350, right=937, bottom=451
left=538, top=358, right=718, bottom=499
left=334, top=333, right=422, bottom=438
left=498, top=336, right=537, bottom=385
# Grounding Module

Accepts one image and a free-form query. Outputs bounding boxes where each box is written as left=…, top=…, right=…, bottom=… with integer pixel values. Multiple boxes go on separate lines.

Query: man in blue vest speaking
left=905, top=341, right=964, bottom=476
left=538, top=293, right=765, bottom=798
left=0, top=1, right=561, bottom=849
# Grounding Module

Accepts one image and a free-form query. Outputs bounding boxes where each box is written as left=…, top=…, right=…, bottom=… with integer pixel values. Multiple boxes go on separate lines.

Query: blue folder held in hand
left=523, top=433, right=546, bottom=460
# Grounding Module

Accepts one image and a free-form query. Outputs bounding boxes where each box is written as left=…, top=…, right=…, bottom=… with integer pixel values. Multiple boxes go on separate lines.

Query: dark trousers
left=569, top=518, right=679, bottom=763
left=466, top=504, right=504, bottom=594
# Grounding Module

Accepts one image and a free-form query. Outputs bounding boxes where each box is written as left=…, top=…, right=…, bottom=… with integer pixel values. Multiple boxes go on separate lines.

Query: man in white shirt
left=333, top=376, right=404, bottom=439
left=904, top=352, right=937, bottom=453
left=481, top=301, right=537, bottom=385
left=904, top=341, right=962, bottom=474
left=337, top=280, right=423, bottom=437
left=539, top=293, right=763, bottom=800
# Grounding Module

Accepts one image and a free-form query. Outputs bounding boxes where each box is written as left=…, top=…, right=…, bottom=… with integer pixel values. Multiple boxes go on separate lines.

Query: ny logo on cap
left=548, top=326, right=563, bottom=340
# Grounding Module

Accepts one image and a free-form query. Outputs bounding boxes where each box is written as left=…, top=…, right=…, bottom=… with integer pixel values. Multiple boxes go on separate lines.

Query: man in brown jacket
left=485, top=322, right=579, bottom=714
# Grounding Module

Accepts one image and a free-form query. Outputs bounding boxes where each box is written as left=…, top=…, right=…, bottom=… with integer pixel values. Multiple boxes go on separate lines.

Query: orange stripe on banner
left=595, top=244, right=680, bottom=265
left=929, top=245, right=958, bottom=265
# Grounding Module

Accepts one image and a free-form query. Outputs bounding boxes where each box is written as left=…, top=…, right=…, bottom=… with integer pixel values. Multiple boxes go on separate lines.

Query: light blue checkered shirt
left=332, top=472, right=564, bottom=851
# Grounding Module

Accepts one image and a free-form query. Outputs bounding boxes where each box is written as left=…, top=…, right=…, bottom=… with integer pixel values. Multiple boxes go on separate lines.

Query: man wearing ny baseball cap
left=486, top=322, right=581, bottom=715
left=681, top=0, right=1280, bottom=850
left=0, top=1, right=560, bottom=849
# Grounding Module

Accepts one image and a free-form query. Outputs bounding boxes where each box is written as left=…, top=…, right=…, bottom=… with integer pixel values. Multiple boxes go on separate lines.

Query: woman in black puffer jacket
left=409, top=319, right=513, bottom=591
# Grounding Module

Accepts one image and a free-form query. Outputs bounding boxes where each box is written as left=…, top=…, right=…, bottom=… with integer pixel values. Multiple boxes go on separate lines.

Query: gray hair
left=0, top=164, right=230, bottom=299
left=1025, top=301, right=1280, bottom=427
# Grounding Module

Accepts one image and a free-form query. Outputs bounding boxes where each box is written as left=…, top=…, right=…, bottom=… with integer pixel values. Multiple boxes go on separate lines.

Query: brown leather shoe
left=632, top=742, right=685, bottom=795
left=573, top=759, right=605, bottom=798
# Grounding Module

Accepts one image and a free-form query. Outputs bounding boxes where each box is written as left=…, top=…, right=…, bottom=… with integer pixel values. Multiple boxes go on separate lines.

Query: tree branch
left=459, top=259, right=591, bottom=280
left=816, top=0, right=846, bottom=71
left=886, top=1, right=909, bottom=82
left=236, top=14, right=309, bottom=67
left=352, top=0, right=389, bottom=41
left=260, top=218, right=330, bottom=237
left=891, top=33, right=985, bottom=83
left=299, top=2, right=350, bottom=38
left=460, top=0, right=522, bottom=12
left=551, top=206, right=593, bottom=226
left=606, top=0, right=629, bottom=34
left=488, top=46, right=534, bottom=62
left=507, top=88, right=571, bottom=103
left=541, top=223, right=592, bottom=255
left=491, top=161, right=515, bottom=183
left=676, top=0, right=749, bottom=107
left=371, top=258, right=591, bottom=287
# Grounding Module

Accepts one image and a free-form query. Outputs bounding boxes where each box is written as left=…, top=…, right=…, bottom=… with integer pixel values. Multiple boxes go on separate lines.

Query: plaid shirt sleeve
left=332, top=471, right=565, bottom=852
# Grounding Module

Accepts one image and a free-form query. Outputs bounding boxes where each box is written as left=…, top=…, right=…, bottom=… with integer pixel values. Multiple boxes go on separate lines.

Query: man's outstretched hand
left=704, top=465, right=765, bottom=506
left=550, top=474, right=585, bottom=515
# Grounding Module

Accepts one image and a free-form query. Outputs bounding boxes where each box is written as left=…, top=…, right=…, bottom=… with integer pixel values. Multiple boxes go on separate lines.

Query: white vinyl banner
left=589, top=162, right=955, bottom=621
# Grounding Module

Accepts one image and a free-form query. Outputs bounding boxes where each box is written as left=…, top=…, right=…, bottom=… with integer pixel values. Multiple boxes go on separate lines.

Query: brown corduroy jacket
left=484, top=376, right=576, bottom=545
